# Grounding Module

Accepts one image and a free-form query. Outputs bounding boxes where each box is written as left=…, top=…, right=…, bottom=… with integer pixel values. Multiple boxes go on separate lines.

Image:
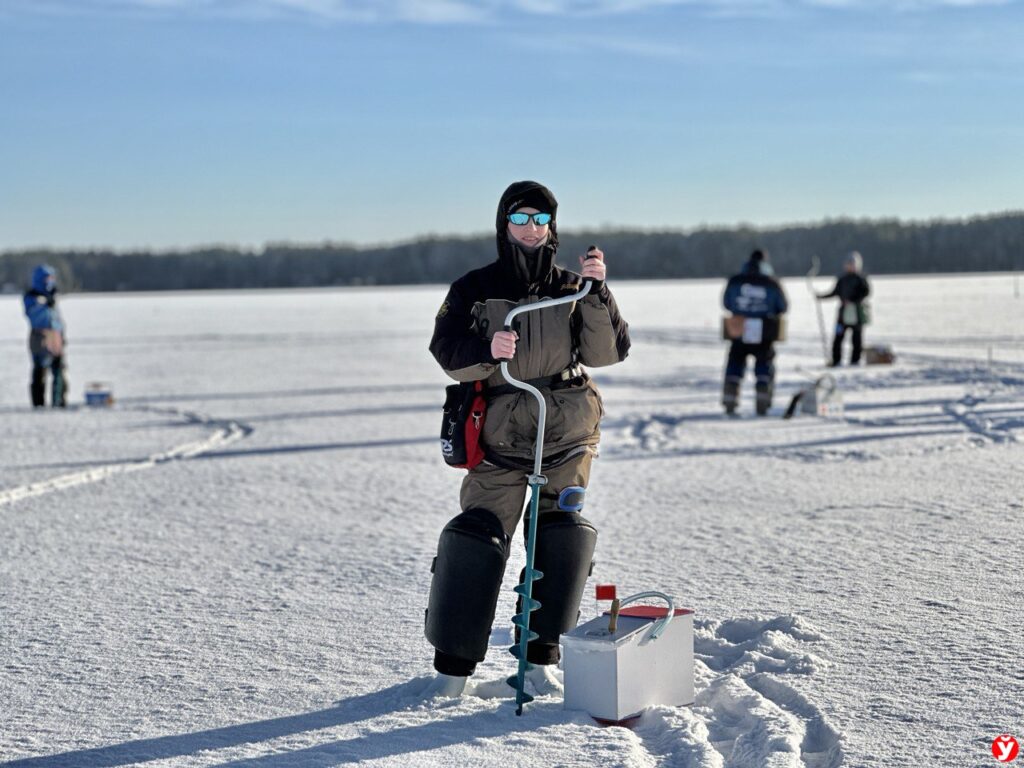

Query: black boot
left=755, top=379, right=773, bottom=416
left=850, top=326, right=863, bottom=365
left=831, top=328, right=844, bottom=367
left=722, top=377, right=740, bottom=416
left=31, top=367, right=46, bottom=407
left=51, top=359, right=67, bottom=408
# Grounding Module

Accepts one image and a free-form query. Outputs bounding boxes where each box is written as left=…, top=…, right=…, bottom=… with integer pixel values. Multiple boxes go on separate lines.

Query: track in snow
left=0, top=405, right=252, bottom=508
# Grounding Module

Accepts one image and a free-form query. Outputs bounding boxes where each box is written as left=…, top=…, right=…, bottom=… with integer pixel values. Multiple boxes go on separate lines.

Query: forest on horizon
left=3, top=211, right=1023, bottom=293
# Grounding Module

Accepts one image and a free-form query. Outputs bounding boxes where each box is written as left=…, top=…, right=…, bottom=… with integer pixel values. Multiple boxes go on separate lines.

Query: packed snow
left=1, top=273, right=1022, bottom=767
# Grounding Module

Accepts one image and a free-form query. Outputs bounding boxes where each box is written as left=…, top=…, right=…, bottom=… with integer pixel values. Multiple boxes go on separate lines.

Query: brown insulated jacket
left=430, top=242, right=630, bottom=467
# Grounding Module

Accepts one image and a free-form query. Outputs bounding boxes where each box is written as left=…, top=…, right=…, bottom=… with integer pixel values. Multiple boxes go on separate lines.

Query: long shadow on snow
left=0, top=683, right=426, bottom=768
left=193, top=436, right=438, bottom=460
left=236, top=403, right=436, bottom=424
left=117, top=403, right=437, bottom=431
left=603, top=427, right=966, bottom=462
left=842, top=397, right=976, bottom=412
left=8, top=435, right=437, bottom=471
left=115, top=383, right=439, bottom=405
left=208, top=703, right=566, bottom=768
left=590, top=372, right=722, bottom=392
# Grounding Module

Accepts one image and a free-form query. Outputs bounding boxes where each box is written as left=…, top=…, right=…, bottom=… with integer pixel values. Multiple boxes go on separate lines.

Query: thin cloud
left=519, top=31, right=693, bottom=59
left=3, top=0, right=1017, bottom=22
left=802, top=0, right=1012, bottom=6
left=1, top=0, right=492, bottom=23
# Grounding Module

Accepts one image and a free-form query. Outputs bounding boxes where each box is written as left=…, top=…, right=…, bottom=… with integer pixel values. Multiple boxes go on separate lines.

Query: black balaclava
left=495, top=180, right=559, bottom=287
left=743, top=249, right=771, bottom=275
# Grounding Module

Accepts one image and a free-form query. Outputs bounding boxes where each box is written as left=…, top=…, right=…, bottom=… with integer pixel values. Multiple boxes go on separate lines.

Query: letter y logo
left=993, top=735, right=1020, bottom=763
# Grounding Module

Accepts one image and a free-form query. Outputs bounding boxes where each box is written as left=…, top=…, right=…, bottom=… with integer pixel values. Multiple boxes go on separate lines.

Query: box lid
left=612, top=607, right=693, bottom=619
left=562, top=614, right=656, bottom=648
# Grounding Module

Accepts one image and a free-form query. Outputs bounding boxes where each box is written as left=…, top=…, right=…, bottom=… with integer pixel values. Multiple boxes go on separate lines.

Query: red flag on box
left=595, top=584, right=616, bottom=600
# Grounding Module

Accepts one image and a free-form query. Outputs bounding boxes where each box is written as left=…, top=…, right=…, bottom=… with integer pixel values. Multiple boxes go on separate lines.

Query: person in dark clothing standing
left=423, top=181, right=631, bottom=699
left=722, top=250, right=788, bottom=416
left=22, top=264, right=68, bottom=408
left=818, top=251, right=871, bottom=366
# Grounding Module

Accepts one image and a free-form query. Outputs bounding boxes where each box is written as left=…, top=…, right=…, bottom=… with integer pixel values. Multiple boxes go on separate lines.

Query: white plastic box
left=561, top=605, right=694, bottom=722
left=801, top=375, right=843, bottom=418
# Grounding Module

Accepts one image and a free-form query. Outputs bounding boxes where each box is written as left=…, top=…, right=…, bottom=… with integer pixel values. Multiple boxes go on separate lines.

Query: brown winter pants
left=460, top=450, right=594, bottom=539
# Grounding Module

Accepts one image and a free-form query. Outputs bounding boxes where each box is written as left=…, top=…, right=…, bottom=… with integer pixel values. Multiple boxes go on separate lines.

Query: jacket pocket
left=545, top=382, right=603, bottom=447
left=482, top=392, right=522, bottom=451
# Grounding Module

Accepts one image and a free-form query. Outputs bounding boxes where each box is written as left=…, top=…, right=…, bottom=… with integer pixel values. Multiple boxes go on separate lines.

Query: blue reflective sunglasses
left=507, top=212, right=553, bottom=226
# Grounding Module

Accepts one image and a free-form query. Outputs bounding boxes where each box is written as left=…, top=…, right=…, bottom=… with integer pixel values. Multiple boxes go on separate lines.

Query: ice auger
left=807, top=255, right=830, bottom=367
left=499, top=252, right=596, bottom=716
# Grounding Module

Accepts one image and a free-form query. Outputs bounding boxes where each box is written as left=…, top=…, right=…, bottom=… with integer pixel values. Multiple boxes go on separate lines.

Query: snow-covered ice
left=1, top=274, right=1022, bottom=767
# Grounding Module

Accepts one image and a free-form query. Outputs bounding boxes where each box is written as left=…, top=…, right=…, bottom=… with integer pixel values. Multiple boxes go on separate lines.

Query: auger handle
left=499, top=248, right=596, bottom=477
left=617, top=591, right=677, bottom=640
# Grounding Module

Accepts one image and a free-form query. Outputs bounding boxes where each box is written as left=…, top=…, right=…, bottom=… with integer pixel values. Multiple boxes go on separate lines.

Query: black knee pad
left=516, top=511, right=597, bottom=664
left=425, top=508, right=510, bottom=664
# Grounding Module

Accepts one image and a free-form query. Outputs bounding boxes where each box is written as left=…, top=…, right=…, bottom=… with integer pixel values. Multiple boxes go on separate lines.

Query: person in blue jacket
left=722, top=250, right=788, bottom=416
left=23, top=265, right=68, bottom=408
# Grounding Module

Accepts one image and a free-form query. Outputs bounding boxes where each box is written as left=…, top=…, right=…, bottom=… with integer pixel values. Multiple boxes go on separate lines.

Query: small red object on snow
left=595, top=584, right=617, bottom=601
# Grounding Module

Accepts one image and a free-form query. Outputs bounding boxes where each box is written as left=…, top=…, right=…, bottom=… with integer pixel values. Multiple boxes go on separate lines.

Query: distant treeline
left=3, top=212, right=1023, bottom=293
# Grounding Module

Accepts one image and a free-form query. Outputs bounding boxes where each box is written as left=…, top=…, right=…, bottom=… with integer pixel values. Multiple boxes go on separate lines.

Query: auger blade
left=508, top=644, right=538, bottom=662
left=510, top=614, right=540, bottom=632
left=507, top=630, right=540, bottom=649
left=510, top=673, right=534, bottom=708
left=506, top=672, right=537, bottom=692
left=512, top=593, right=541, bottom=612
left=515, top=693, right=534, bottom=716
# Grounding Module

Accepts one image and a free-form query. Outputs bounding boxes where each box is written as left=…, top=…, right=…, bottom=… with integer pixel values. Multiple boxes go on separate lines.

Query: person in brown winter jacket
left=422, top=181, right=630, bottom=698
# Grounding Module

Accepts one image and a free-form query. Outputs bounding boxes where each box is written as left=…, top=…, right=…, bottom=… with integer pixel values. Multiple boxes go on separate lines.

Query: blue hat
left=31, top=264, right=57, bottom=295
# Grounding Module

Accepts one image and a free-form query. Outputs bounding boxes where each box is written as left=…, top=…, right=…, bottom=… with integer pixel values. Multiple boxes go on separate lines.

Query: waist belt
left=487, top=366, right=585, bottom=398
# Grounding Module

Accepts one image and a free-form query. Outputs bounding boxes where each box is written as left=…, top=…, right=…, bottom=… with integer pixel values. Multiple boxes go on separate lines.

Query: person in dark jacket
left=423, top=181, right=630, bottom=698
left=818, top=251, right=871, bottom=366
left=722, top=250, right=788, bottom=416
left=22, top=264, right=68, bottom=408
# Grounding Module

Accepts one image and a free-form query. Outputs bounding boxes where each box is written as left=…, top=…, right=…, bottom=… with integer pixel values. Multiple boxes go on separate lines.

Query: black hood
left=495, top=180, right=559, bottom=288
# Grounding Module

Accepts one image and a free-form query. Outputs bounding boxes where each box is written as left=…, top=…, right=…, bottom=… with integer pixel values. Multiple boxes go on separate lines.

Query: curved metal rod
left=616, top=590, right=677, bottom=640
left=806, top=255, right=830, bottom=366
left=499, top=279, right=593, bottom=478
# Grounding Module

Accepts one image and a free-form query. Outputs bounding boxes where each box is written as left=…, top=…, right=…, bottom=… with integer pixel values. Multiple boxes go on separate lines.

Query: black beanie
left=495, top=181, right=558, bottom=234
left=751, top=249, right=768, bottom=262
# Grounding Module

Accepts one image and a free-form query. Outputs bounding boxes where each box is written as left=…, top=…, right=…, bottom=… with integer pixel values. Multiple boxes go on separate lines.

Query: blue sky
left=1, top=0, right=1022, bottom=249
